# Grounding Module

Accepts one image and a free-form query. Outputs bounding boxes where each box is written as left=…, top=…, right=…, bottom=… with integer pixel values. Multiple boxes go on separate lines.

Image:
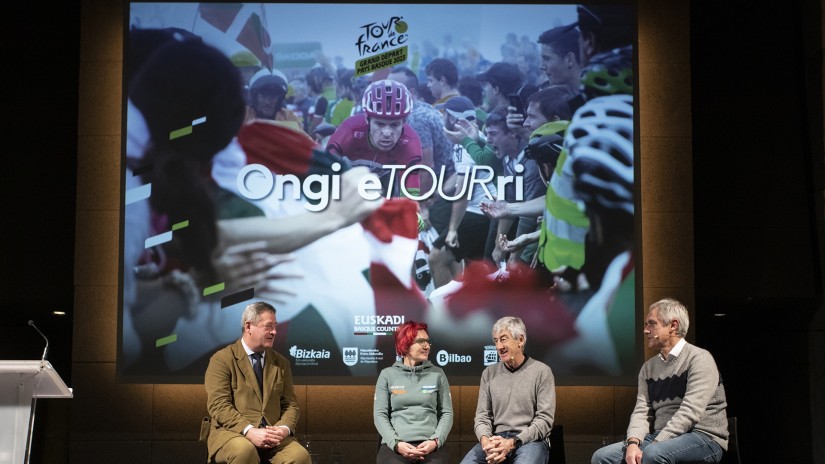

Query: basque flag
left=362, top=199, right=428, bottom=320
left=237, top=121, right=351, bottom=177
left=237, top=121, right=425, bottom=318
left=447, top=261, right=578, bottom=346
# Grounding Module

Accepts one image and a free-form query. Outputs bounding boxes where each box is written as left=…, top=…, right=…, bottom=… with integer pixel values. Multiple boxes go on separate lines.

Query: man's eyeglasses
left=413, top=338, right=433, bottom=345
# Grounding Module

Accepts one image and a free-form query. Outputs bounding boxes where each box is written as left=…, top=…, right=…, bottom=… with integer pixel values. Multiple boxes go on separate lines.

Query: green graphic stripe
left=155, top=334, right=178, bottom=347
left=172, top=220, right=189, bottom=231
left=169, top=117, right=206, bottom=140
left=169, top=126, right=193, bottom=140
left=203, top=283, right=226, bottom=296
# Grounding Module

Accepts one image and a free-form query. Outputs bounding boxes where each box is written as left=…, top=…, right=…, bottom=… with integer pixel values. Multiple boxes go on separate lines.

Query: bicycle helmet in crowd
left=524, top=133, right=565, bottom=183
left=580, top=45, right=633, bottom=100
left=249, top=68, right=288, bottom=99
left=229, top=50, right=260, bottom=68
left=362, top=79, right=412, bottom=120
left=567, top=94, right=634, bottom=215
left=305, top=66, right=332, bottom=94
left=525, top=133, right=564, bottom=165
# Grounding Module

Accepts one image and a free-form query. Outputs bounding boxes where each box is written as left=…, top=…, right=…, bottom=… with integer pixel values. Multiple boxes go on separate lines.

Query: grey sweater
left=473, top=357, right=556, bottom=446
left=627, top=341, right=729, bottom=450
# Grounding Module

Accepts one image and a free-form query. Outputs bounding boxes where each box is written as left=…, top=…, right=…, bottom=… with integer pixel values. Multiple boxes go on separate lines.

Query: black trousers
left=376, top=443, right=450, bottom=464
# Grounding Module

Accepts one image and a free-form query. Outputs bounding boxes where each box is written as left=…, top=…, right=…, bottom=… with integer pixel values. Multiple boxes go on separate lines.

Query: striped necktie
left=251, top=352, right=264, bottom=393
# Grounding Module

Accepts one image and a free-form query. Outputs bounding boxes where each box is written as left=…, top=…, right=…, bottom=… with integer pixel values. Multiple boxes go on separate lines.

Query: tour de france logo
left=354, top=16, right=409, bottom=76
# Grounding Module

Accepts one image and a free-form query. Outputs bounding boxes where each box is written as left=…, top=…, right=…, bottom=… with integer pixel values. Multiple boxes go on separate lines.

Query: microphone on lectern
left=28, top=320, right=49, bottom=362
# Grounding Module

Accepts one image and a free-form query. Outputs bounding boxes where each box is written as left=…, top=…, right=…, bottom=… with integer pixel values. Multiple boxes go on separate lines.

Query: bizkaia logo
left=288, top=345, right=331, bottom=359
left=435, top=350, right=471, bottom=366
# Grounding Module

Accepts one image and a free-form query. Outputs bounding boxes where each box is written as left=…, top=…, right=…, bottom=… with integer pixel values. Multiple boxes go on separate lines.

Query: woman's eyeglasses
left=413, top=338, right=433, bottom=345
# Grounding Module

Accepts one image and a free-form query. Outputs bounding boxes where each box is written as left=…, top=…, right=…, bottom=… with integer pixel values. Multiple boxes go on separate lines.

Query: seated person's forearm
left=509, top=197, right=544, bottom=217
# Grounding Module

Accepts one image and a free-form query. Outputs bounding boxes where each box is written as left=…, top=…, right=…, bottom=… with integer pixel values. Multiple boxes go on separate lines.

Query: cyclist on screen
left=326, top=79, right=423, bottom=199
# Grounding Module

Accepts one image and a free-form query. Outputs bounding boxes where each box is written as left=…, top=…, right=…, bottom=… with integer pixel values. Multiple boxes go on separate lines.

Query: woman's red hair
left=395, top=320, right=428, bottom=357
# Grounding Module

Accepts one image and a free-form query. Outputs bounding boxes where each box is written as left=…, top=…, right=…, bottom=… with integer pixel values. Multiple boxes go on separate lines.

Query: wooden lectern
left=0, top=361, right=72, bottom=464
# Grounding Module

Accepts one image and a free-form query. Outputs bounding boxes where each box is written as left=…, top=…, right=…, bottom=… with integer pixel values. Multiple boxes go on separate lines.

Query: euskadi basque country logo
left=354, top=16, right=409, bottom=76
left=343, top=347, right=358, bottom=366
left=353, top=315, right=404, bottom=335
left=483, top=345, right=499, bottom=366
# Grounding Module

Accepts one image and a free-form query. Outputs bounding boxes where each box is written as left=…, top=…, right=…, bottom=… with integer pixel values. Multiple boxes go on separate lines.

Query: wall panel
left=72, top=0, right=692, bottom=461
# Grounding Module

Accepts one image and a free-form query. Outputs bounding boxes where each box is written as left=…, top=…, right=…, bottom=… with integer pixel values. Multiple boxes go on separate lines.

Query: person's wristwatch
left=624, top=437, right=641, bottom=447
left=513, top=437, right=522, bottom=449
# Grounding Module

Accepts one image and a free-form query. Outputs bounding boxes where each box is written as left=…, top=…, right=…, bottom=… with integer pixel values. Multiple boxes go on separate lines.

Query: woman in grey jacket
left=374, top=321, right=453, bottom=463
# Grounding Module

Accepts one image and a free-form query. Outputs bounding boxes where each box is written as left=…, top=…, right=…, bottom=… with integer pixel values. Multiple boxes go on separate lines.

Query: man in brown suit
left=205, top=301, right=310, bottom=463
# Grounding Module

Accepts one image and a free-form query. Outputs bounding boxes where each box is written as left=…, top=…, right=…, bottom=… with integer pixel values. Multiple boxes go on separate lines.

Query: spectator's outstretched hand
left=212, top=241, right=293, bottom=292
left=443, top=118, right=479, bottom=144
left=479, top=200, right=512, bottom=219
left=499, top=230, right=540, bottom=253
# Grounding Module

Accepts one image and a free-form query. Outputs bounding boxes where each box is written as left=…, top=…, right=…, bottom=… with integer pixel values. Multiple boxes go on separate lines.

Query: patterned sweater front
left=626, top=341, right=729, bottom=450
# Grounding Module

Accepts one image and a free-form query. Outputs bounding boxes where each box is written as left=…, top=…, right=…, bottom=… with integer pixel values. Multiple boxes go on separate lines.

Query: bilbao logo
left=435, top=350, right=471, bottom=366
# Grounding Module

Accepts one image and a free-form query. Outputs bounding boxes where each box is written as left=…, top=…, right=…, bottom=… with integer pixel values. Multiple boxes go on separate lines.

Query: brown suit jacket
left=204, top=339, right=300, bottom=459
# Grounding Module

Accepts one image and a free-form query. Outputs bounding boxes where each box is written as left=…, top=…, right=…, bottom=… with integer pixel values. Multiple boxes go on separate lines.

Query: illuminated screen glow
left=119, top=2, right=639, bottom=384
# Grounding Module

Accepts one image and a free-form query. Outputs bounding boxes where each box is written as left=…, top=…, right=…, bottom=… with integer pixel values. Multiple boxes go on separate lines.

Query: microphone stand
left=25, top=320, right=50, bottom=464
left=28, top=320, right=49, bottom=362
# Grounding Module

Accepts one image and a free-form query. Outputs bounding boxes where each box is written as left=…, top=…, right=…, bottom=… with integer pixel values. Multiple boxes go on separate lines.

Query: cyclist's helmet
left=579, top=45, right=633, bottom=101
left=362, top=79, right=412, bottom=120
left=568, top=94, right=634, bottom=215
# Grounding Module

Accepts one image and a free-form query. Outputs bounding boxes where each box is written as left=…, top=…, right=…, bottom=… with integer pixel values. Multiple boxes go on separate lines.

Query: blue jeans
left=591, top=431, right=723, bottom=464
left=461, top=431, right=549, bottom=464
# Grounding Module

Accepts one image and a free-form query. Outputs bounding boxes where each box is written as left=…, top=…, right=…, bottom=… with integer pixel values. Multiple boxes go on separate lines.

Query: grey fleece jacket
left=373, top=360, right=453, bottom=450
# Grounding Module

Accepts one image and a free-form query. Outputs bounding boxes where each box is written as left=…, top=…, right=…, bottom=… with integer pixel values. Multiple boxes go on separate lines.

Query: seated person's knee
left=429, top=246, right=451, bottom=266
left=217, top=437, right=259, bottom=464
left=640, top=444, right=667, bottom=464
left=590, top=447, right=609, bottom=464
